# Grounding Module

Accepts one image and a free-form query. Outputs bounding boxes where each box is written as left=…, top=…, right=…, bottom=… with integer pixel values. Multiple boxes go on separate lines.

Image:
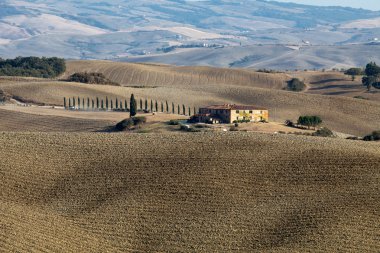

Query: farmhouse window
left=249, top=110, right=253, bottom=113
left=236, top=110, right=240, bottom=113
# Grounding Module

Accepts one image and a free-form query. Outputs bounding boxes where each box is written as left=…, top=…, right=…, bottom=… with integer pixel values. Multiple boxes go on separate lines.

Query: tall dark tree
left=92, top=99, right=94, bottom=109
left=96, top=97, right=99, bottom=109
left=182, top=105, right=186, bottom=115
left=111, top=100, right=113, bottom=110
left=155, top=100, right=158, bottom=112
left=68, top=98, right=71, bottom=108
left=64, top=97, right=67, bottom=109
left=161, top=102, right=164, bottom=112
left=140, top=99, right=143, bottom=110
left=73, top=97, right=76, bottom=108
left=166, top=101, right=169, bottom=113
left=101, top=99, right=104, bottom=109
left=120, top=100, right=123, bottom=110
left=130, top=94, right=137, bottom=117
left=188, top=107, right=191, bottom=116
left=125, top=100, right=128, bottom=111
left=78, top=97, right=81, bottom=109
left=87, top=98, right=90, bottom=109
left=178, top=104, right=180, bottom=115
left=116, top=98, right=119, bottom=109
left=106, top=97, right=109, bottom=110
left=82, top=98, right=85, bottom=110
left=150, top=99, right=153, bottom=112
left=145, top=99, right=148, bottom=111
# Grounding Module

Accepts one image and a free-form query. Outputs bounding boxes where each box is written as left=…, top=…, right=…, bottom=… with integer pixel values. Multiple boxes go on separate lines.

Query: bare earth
left=1, top=132, right=379, bottom=252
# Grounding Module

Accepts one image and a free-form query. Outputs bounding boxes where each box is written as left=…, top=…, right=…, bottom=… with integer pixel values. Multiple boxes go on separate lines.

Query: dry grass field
left=0, top=108, right=113, bottom=132
left=1, top=132, right=379, bottom=252
left=0, top=62, right=379, bottom=136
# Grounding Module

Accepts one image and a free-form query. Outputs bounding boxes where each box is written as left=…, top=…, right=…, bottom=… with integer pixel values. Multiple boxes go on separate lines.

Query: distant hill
left=1, top=0, right=380, bottom=69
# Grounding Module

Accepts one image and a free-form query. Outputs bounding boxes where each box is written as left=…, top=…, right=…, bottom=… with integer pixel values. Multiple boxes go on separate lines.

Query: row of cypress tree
left=63, top=94, right=197, bottom=116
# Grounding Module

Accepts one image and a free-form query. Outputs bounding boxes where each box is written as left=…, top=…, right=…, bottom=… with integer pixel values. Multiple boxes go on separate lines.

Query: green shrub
left=287, top=78, right=306, bottom=92
left=115, top=116, right=147, bottom=131
left=67, top=72, right=119, bottom=86
left=313, top=127, right=334, bottom=137
left=168, top=120, right=180, bottom=125
left=363, top=131, right=380, bottom=141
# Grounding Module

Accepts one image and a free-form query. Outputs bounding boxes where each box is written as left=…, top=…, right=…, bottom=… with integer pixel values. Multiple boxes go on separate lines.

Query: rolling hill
left=1, top=132, right=379, bottom=252
left=1, top=0, right=380, bottom=69
left=1, top=61, right=379, bottom=136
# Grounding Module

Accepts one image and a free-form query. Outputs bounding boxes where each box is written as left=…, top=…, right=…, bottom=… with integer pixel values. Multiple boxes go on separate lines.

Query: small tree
left=87, top=98, right=90, bottom=109
left=166, top=101, right=169, bottom=113
left=96, top=97, right=99, bottom=109
left=178, top=104, right=180, bottom=115
left=287, top=78, right=306, bottom=92
left=150, top=99, right=153, bottom=112
left=73, top=97, right=76, bottom=108
left=101, top=99, right=104, bottom=109
left=345, top=68, right=364, bottom=81
left=161, top=102, right=164, bottom=112
left=188, top=107, right=191, bottom=116
left=116, top=98, right=119, bottom=109
left=78, top=97, right=81, bottom=109
left=130, top=94, right=137, bottom=117
left=298, top=116, right=322, bottom=130
left=155, top=100, right=158, bottom=112
left=106, top=96, right=109, bottom=110
left=145, top=99, right=148, bottom=111
left=172, top=102, right=175, bottom=114
left=92, top=99, right=94, bottom=109
left=125, top=100, right=128, bottom=111
left=182, top=104, right=186, bottom=115
left=362, top=62, right=380, bottom=91
left=82, top=98, right=85, bottom=110
left=63, top=97, right=67, bottom=109
left=140, top=99, right=143, bottom=110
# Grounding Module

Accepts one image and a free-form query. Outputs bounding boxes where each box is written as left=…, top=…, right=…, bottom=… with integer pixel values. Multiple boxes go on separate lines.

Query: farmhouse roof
left=201, top=104, right=267, bottom=110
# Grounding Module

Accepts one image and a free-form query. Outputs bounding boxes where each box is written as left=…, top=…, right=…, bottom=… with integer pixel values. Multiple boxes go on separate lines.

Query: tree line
left=0, top=57, right=66, bottom=78
left=63, top=94, right=197, bottom=117
left=345, top=62, right=380, bottom=91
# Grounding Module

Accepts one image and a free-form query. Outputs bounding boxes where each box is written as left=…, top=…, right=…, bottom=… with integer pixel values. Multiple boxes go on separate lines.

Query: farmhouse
left=191, top=104, right=269, bottom=124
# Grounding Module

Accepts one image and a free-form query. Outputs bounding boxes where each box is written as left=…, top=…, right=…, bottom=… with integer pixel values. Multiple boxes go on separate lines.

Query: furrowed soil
left=1, top=132, right=379, bottom=252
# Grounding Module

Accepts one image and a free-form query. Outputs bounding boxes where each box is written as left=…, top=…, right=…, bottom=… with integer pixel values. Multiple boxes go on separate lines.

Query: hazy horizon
left=274, top=0, right=380, bottom=10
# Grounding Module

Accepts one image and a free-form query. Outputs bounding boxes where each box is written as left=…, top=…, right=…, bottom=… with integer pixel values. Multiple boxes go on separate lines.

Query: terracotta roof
left=201, top=104, right=267, bottom=110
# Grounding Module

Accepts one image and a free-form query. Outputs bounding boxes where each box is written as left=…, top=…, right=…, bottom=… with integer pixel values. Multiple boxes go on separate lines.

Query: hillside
left=1, top=1, right=380, bottom=69
left=0, top=62, right=378, bottom=135
left=1, top=132, right=379, bottom=252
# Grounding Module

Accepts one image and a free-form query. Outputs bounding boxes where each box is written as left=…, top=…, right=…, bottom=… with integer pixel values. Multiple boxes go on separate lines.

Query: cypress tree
left=172, top=102, right=175, bottom=114
left=161, top=102, right=164, bottom=112
left=106, top=97, right=109, bottom=110
left=87, top=98, right=90, bottom=109
left=140, top=99, right=143, bottom=110
left=68, top=98, right=71, bottom=108
left=116, top=98, right=119, bottom=109
left=111, top=100, right=113, bottom=110
left=101, top=100, right=104, bottom=109
left=188, top=107, right=191, bottom=116
left=64, top=97, right=67, bottom=109
left=92, top=99, right=94, bottom=109
left=155, top=100, right=158, bottom=112
left=96, top=97, right=99, bottom=109
left=82, top=98, right=85, bottom=110
left=182, top=105, right=185, bottom=115
left=120, top=100, right=123, bottom=110
left=178, top=105, right=180, bottom=115
left=73, top=97, right=76, bottom=108
left=125, top=100, right=128, bottom=111
left=145, top=99, right=148, bottom=111
left=78, top=97, right=80, bottom=110
left=166, top=101, right=169, bottom=113
left=130, top=94, right=137, bottom=117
